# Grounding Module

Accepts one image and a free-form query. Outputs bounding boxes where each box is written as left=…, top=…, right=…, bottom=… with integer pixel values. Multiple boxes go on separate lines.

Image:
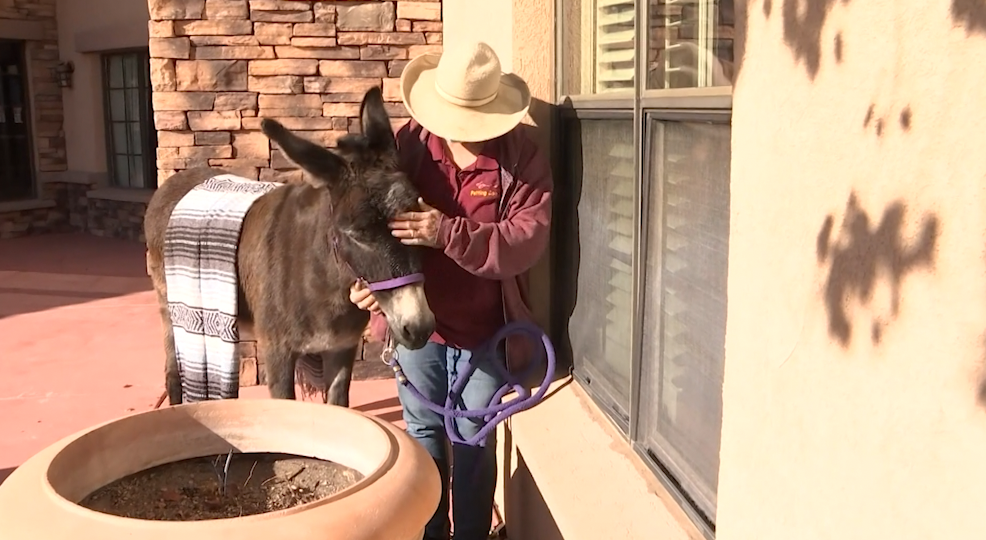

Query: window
left=563, top=116, right=636, bottom=419
left=102, top=50, right=157, bottom=189
left=639, top=118, right=730, bottom=522
left=646, top=0, right=735, bottom=89
left=555, top=0, right=734, bottom=536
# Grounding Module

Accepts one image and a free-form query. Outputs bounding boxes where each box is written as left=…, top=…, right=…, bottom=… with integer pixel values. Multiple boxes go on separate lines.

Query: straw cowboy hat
left=400, top=41, right=532, bottom=143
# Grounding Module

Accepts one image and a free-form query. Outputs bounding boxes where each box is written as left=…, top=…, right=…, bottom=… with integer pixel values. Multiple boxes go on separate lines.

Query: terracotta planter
left=0, top=399, right=441, bottom=540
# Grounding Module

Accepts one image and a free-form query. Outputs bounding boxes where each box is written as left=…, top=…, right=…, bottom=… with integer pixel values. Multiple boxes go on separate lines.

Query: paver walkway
left=0, top=233, right=402, bottom=485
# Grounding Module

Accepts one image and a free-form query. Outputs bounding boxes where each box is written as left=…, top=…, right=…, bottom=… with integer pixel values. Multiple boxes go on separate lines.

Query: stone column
left=147, top=0, right=443, bottom=185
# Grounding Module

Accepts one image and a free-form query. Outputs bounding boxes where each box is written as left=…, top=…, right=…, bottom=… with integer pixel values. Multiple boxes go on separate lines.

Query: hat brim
left=400, top=53, right=532, bottom=143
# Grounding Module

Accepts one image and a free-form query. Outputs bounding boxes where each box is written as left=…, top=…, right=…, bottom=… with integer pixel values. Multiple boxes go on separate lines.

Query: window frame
left=553, top=0, right=733, bottom=537
left=100, top=47, right=157, bottom=190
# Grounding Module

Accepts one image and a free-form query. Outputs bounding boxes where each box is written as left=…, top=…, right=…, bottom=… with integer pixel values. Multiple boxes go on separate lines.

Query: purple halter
left=363, top=272, right=425, bottom=292
left=330, top=231, right=424, bottom=292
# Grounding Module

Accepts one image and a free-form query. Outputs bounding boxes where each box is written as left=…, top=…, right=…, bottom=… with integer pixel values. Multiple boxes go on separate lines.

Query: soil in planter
left=79, top=452, right=364, bottom=521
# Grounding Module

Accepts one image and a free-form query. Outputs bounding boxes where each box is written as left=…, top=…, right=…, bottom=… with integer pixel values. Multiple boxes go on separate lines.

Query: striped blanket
left=163, top=174, right=281, bottom=402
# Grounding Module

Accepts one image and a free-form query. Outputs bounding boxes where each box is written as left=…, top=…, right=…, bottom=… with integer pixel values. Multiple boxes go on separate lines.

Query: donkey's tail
left=294, top=354, right=327, bottom=403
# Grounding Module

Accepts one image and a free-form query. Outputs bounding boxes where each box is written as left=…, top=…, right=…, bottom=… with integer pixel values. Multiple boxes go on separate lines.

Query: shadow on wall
left=500, top=427, right=565, bottom=540
left=548, top=103, right=582, bottom=377
left=952, top=0, right=986, bottom=34
left=816, top=193, right=939, bottom=347
left=863, top=104, right=914, bottom=137
left=762, top=0, right=986, bottom=81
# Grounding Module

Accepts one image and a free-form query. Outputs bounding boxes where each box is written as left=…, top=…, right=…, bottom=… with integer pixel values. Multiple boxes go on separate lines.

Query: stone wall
left=0, top=0, right=67, bottom=174
left=147, top=0, right=443, bottom=184
left=0, top=182, right=91, bottom=239
left=87, top=198, right=149, bottom=242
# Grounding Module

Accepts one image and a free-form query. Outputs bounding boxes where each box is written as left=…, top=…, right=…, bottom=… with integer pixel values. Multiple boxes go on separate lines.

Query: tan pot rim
left=0, top=399, right=441, bottom=540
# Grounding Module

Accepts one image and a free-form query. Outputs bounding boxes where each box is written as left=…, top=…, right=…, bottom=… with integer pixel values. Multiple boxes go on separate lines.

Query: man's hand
left=389, top=197, right=444, bottom=248
left=349, top=280, right=381, bottom=313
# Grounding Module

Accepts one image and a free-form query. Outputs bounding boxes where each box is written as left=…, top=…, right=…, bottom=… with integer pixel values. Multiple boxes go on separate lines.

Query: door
left=0, top=40, right=33, bottom=202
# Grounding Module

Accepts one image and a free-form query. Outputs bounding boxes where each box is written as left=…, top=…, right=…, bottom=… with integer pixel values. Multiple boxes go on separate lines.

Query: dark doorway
left=0, top=40, right=34, bottom=202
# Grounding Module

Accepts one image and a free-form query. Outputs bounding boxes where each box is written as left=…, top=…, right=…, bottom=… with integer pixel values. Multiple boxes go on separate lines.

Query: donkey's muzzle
left=382, top=283, right=436, bottom=350
left=397, top=317, right=435, bottom=350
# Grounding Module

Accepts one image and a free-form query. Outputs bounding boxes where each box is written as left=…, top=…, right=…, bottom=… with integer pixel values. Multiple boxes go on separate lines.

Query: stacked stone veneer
left=0, top=182, right=88, bottom=239
left=148, top=0, right=443, bottom=184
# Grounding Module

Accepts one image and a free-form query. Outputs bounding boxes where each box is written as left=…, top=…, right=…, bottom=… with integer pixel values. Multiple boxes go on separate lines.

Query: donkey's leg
left=322, top=344, right=358, bottom=408
left=261, top=338, right=297, bottom=400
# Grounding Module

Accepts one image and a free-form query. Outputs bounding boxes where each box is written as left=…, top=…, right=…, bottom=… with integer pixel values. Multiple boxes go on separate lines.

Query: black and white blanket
left=163, top=174, right=281, bottom=402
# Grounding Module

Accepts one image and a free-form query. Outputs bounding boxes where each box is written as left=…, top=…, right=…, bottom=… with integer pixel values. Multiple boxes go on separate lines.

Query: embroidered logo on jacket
left=469, top=180, right=499, bottom=198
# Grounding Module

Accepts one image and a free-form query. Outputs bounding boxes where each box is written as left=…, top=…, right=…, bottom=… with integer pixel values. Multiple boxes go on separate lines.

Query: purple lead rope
left=360, top=271, right=555, bottom=448
left=384, top=320, right=556, bottom=448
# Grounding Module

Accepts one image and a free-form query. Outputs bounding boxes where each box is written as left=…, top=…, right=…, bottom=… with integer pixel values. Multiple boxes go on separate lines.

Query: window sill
left=0, top=199, right=56, bottom=213
left=86, top=188, right=155, bottom=204
left=495, top=380, right=706, bottom=540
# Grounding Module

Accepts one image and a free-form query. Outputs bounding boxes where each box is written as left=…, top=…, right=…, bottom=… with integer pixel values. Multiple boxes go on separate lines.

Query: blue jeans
left=395, top=341, right=504, bottom=540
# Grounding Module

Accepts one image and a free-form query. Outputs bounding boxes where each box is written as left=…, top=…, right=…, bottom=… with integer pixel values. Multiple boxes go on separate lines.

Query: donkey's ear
left=360, top=86, right=397, bottom=154
left=261, top=119, right=346, bottom=188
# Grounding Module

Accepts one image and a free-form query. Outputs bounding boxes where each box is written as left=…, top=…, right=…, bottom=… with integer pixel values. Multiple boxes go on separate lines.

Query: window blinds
left=596, top=0, right=636, bottom=92
left=604, top=142, right=635, bottom=374
left=643, top=121, right=730, bottom=521
left=567, top=119, right=636, bottom=410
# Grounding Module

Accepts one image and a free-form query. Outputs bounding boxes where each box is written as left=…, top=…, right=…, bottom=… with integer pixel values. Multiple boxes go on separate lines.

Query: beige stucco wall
left=718, top=1, right=986, bottom=539
left=55, top=0, right=150, bottom=178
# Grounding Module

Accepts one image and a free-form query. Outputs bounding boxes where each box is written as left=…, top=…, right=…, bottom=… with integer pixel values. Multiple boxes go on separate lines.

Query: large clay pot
left=0, top=399, right=441, bottom=540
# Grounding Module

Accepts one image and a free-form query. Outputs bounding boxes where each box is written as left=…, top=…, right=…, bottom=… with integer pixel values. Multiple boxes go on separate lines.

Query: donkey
left=143, top=86, right=436, bottom=407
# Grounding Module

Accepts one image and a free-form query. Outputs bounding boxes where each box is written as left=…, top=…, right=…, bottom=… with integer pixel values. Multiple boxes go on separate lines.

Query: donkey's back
left=145, top=86, right=435, bottom=409
left=144, top=166, right=368, bottom=407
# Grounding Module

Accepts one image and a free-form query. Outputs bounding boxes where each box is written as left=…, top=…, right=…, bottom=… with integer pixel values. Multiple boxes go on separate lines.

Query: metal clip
left=381, top=346, right=397, bottom=366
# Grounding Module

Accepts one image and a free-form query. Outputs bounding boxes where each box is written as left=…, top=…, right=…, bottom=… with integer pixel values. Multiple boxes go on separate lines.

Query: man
left=349, top=41, right=552, bottom=540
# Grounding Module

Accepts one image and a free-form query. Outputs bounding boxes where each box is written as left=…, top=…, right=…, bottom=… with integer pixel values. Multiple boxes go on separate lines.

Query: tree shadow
left=780, top=0, right=840, bottom=80
left=816, top=193, right=939, bottom=347
left=951, top=0, right=986, bottom=34
left=862, top=104, right=914, bottom=137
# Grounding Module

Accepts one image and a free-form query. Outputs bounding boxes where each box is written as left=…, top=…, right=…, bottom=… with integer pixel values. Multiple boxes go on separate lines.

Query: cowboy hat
left=400, top=41, right=532, bottom=143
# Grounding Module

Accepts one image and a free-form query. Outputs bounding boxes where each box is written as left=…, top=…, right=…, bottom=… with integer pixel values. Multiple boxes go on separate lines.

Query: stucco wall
left=56, top=0, right=151, bottom=177
left=718, top=1, right=986, bottom=539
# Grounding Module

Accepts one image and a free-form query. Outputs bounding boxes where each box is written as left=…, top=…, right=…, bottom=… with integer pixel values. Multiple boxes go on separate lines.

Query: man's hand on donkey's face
left=389, top=197, right=443, bottom=248
left=349, top=280, right=381, bottom=313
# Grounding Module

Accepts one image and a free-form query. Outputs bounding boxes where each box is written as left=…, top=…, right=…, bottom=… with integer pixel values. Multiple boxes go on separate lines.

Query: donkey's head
left=261, top=87, right=435, bottom=350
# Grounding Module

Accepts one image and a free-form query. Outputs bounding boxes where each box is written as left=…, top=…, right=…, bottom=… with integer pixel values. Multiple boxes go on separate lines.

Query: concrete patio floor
left=0, top=233, right=403, bottom=485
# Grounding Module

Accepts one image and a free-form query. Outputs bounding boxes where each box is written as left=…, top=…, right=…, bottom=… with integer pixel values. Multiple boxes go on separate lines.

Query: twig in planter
left=221, top=449, right=234, bottom=495
left=243, top=460, right=258, bottom=488
left=212, top=455, right=224, bottom=488
left=287, top=466, right=306, bottom=483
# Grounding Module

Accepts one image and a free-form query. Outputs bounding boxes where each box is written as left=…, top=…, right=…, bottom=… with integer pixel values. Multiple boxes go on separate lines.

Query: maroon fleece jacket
left=368, top=120, right=553, bottom=371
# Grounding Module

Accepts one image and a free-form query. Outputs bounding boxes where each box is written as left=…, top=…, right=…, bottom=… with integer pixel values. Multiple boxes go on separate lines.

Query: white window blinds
left=595, top=0, right=636, bottom=92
